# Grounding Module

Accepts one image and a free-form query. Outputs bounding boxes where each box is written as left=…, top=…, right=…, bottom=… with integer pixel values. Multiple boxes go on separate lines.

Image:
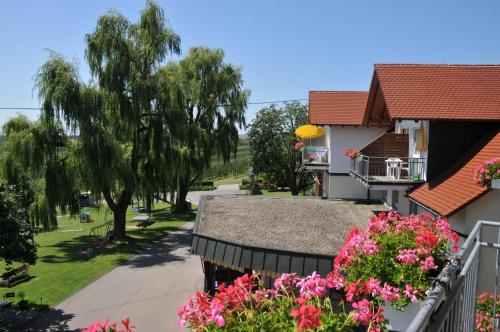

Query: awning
left=295, top=125, right=326, bottom=139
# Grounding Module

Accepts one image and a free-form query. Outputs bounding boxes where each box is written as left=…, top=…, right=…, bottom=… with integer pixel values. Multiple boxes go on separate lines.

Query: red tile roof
left=308, top=91, right=368, bottom=125
left=409, top=131, right=500, bottom=217
left=375, top=64, right=500, bottom=121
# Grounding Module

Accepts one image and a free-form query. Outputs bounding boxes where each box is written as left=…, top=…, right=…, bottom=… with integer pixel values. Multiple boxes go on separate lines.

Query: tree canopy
left=34, top=2, right=181, bottom=240
left=156, top=47, right=249, bottom=212
left=1, top=115, right=79, bottom=229
left=248, top=102, right=312, bottom=195
left=25, top=2, right=248, bottom=239
left=0, top=184, right=37, bottom=266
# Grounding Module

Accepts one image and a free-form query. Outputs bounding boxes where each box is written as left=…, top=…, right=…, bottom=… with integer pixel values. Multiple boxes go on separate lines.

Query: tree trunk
left=146, top=194, right=152, bottom=214
left=174, top=179, right=189, bottom=214
left=113, top=206, right=127, bottom=241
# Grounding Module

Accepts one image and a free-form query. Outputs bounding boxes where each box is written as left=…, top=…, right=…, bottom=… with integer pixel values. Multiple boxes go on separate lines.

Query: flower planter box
left=381, top=301, right=423, bottom=332
left=492, top=179, right=500, bottom=189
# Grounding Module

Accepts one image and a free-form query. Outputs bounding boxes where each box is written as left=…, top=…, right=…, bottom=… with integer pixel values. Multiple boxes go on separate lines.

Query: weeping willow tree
left=34, top=2, right=180, bottom=240
left=1, top=115, right=79, bottom=229
left=156, top=47, right=249, bottom=213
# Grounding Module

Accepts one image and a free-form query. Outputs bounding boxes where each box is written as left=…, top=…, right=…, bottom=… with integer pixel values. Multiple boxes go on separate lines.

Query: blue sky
left=1, top=1, right=500, bottom=130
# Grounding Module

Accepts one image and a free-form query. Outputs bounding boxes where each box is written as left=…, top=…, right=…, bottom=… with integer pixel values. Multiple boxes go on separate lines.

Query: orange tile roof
left=308, top=91, right=368, bottom=125
left=375, top=64, right=500, bottom=121
left=409, top=131, right=500, bottom=217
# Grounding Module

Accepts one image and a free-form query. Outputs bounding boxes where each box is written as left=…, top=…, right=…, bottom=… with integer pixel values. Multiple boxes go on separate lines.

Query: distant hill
left=204, top=138, right=250, bottom=179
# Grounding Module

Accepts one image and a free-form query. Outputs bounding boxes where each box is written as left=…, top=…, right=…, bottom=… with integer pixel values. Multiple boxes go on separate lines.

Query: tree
left=248, top=102, right=312, bottom=195
left=156, top=47, right=249, bottom=212
left=0, top=184, right=37, bottom=266
left=34, top=2, right=180, bottom=240
left=1, top=115, right=79, bottom=230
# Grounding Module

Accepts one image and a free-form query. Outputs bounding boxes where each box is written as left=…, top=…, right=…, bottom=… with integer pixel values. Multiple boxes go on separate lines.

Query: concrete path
left=187, top=184, right=244, bottom=205
left=23, top=186, right=244, bottom=332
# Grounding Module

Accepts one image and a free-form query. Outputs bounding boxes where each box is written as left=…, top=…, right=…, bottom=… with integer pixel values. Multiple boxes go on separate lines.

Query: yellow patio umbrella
left=415, top=122, right=428, bottom=152
left=295, top=125, right=326, bottom=139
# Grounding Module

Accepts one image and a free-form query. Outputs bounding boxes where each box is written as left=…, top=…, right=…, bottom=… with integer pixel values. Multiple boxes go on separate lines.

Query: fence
left=350, top=155, right=426, bottom=183
left=89, top=220, right=113, bottom=242
left=407, top=220, right=500, bottom=332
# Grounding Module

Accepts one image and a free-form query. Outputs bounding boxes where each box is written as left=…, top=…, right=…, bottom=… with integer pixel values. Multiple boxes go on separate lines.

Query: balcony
left=302, top=146, right=329, bottom=170
left=349, top=133, right=426, bottom=189
left=350, top=155, right=426, bottom=188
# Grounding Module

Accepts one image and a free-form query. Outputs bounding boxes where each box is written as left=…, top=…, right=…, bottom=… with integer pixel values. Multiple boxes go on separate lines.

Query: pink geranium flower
left=380, top=283, right=400, bottom=303
left=296, top=272, right=327, bottom=299
left=404, top=284, right=419, bottom=302
left=352, top=299, right=372, bottom=325
left=396, top=248, right=420, bottom=265
left=420, top=256, right=438, bottom=272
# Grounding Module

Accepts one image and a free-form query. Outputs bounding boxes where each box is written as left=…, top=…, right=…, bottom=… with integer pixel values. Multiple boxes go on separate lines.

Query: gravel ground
left=197, top=196, right=387, bottom=256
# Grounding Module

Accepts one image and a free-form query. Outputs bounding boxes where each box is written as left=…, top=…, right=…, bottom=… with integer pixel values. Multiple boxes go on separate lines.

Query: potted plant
left=178, top=272, right=356, bottom=331
left=83, top=318, right=135, bottom=332
left=475, top=292, right=500, bottom=332
left=474, top=158, right=500, bottom=189
left=294, top=140, right=305, bottom=151
left=332, top=212, right=459, bottom=331
left=344, top=148, right=361, bottom=160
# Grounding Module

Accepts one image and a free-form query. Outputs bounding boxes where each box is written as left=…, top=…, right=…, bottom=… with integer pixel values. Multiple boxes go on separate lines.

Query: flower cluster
left=294, top=141, right=305, bottom=151
left=178, top=272, right=355, bottom=331
left=474, top=157, right=500, bottom=187
left=475, top=292, right=500, bottom=332
left=83, top=318, right=135, bottom=332
left=344, top=148, right=361, bottom=159
left=334, top=212, right=458, bottom=329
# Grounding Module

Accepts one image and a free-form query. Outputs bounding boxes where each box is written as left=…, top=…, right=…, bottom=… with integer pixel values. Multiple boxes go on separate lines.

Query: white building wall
left=329, top=126, right=387, bottom=174
left=327, top=175, right=383, bottom=200
left=448, top=190, right=500, bottom=292
left=324, top=125, right=387, bottom=200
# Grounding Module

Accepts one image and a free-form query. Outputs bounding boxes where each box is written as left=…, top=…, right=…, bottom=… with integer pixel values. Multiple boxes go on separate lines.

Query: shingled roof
left=409, top=131, right=500, bottom=217
left=375, top=64, right=500, bottom=121
left=308, top=91, right=368, bottom=125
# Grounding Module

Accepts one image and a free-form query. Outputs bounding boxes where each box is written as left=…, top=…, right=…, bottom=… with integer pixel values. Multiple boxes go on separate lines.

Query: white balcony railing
left=302, top=146, right=328, bottom=166
left=350, top=155, right=426, bottom=185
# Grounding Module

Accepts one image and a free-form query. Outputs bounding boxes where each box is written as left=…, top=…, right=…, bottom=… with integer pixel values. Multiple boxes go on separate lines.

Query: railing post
left=366, top=156, right=369, bottom=180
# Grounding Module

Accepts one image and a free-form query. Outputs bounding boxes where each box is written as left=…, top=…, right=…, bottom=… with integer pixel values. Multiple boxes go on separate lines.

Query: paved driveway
left=23, top=186, right=244, bottom=331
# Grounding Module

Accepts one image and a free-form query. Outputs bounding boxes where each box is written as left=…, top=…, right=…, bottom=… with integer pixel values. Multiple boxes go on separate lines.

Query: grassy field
left=0, top=202, right=191, bottom=308
left=213, top=174, right=247, bottom=187
left=204, top=138, right=250, bottom=180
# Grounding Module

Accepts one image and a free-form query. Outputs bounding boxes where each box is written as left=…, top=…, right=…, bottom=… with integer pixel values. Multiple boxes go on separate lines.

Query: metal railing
left=302, top=146, right=329, bottom=165
left=408, top=220, right=500, bottom=332
left=350, top=155, right=426, bottom=184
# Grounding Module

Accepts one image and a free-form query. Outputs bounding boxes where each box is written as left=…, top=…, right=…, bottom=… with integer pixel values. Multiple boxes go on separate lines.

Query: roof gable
left=374, top=64, right=500, bottom=121
left=408, top=130, right=500, bottom=216
left=308, top=91, right=368, bottom=125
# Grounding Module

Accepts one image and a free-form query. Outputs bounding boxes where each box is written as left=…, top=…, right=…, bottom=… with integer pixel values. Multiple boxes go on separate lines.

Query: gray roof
left=195, top=195, right=387, bottom=256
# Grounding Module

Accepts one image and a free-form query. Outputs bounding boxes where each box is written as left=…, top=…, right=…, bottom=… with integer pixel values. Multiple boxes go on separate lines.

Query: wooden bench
left=0, top=265, right=29, bottom=287
left=134, top=213, right=154, bottom=228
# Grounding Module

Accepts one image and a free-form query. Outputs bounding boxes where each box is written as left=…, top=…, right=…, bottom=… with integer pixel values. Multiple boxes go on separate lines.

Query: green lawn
left=261, top=189, right=292, bottom=196
left=0, top=202, right=192, bottom=308
left=214, top=174, right=247, bottom=187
